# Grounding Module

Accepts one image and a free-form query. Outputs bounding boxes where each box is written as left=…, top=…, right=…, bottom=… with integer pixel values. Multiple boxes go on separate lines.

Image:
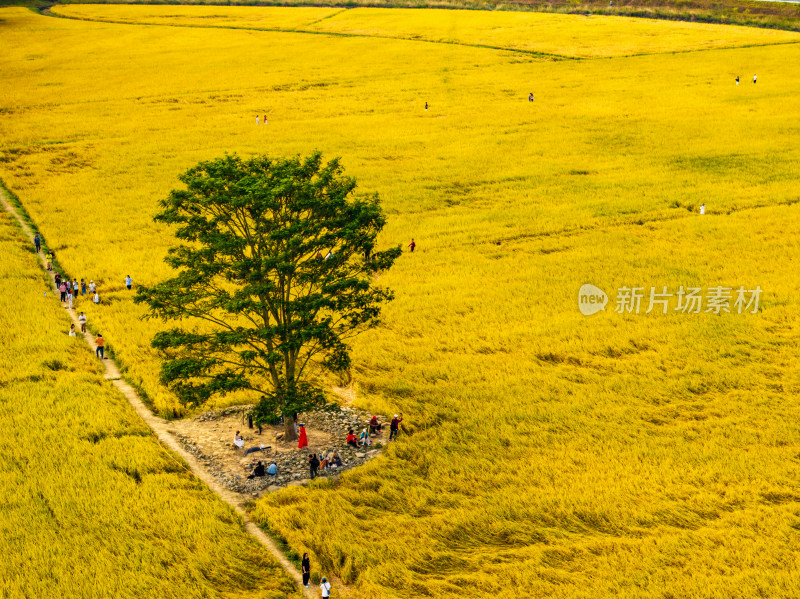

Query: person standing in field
left=425, top=102, right=428, bottom=111
left=753, top=74, right=757, bottom=84
left=95, top=333, right=105, bottom=359
left=320, top=577, right=331, bottom=598
left=528, top=92, right=534, bottom=102
left=34, top=233, right=40, bottom=252
left=69, top=324, right=76, bottom=337
left=700, top=203, right=706, bottom=215
left=408, top=239, right=416, bottom=253
left=93, top=291, right=100, bottom=305
left=125, top=275, right=133, bottom=290
left=735, top=76, right=739, bottom=85
left=389, top=413, right=403, bottom=441
left=78, top=311, right=87, bottom=333
left=263, top=114, right=267, bottom=125
left=81, top=279, right=87, bottom=295
left=256, top=115, right=260, bottom=125
left=88, top=280, right=96, bottom=295
left=301, top=553, right=311, bottom=588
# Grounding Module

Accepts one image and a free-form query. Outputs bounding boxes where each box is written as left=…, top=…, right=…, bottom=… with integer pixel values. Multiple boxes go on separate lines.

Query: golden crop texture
left=1, top=6, right=800, bottom=598
left=0, top=208, right=298, bottom=598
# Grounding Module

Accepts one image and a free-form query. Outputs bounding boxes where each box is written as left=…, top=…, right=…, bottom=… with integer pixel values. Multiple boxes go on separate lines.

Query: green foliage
left=136, top=152, right=400, bottom=424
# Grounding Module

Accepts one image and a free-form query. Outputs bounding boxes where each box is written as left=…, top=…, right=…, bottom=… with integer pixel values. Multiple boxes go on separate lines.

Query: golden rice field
left=2, top=5, right=800, bottom=598
left=0, top=208, right=298, bottom=598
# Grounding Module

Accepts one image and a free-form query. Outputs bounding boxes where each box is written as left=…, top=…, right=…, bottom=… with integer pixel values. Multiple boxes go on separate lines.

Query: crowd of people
left=42, top=241, right=136, bottom=359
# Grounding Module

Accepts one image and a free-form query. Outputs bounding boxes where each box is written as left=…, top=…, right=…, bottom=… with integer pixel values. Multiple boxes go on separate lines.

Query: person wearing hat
left=320, top=577, right=331, bottom=598
left=389, top=413, right=403, bottom=441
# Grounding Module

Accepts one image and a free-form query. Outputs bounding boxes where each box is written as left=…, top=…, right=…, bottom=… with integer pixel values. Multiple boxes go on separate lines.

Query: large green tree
left=136, top=152, right=400, bottom=440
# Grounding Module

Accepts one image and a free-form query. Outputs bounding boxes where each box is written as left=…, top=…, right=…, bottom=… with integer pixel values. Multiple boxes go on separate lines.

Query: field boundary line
left=0, top=183, right=323, bottom=599
left=42, top=6, right=800, bottom=60
left=42, top=7, right=576, bottom=60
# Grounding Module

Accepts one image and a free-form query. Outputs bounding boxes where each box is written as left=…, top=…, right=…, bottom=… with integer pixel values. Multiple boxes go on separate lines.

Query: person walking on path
left=67, top=289, right=73, bottom=310
left=59, top=282, right=67, bottom=303
left=55, top=272, right=61, bottom=288
left=309, top=453, right=320, bottom=480
left=78, top=312, right=87, bottom=333
left=46, top=252, right=53, bottom=271
left=408, top=239, right=416, bottom=253
left=73, top=279, right=80, bottom=300
left=125, top=275, right=133, bottom=290
left=34, top=233, right=40, bottom=252
left=95, top=333, right=105, bottom=359
left=298, top=424, right=309, bottom=449
left=301, top=553, right=311, bottom=588
left=390, top=413, right=403, bottom=441
left=320, top=577, right=331, bottom=598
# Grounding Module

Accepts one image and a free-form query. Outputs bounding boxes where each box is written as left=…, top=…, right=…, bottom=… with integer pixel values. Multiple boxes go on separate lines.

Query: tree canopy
left=135, top=152, right=400, bottom=440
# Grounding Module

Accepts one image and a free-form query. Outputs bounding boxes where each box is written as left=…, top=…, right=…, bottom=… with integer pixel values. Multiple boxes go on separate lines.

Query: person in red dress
left=298, top=423, right=309, bottom=449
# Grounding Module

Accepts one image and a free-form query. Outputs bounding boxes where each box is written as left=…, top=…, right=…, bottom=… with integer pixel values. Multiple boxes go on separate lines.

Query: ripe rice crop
left=1, top=6, right=800, bottom=598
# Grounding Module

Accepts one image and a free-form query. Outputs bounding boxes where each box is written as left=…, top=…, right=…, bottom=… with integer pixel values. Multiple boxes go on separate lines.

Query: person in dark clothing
left=34, top=234, right=40, bottom=252
left=408, top=239, right=416, bottom=252
left=309, top=453, right=320, bottom=479
left=369, top=415, right=382, bottom=435
left=302, top=553, right=311, bottom=588
left=247, top=461, right=266, bottom=479
left=390, top=413, right=403, bottom=441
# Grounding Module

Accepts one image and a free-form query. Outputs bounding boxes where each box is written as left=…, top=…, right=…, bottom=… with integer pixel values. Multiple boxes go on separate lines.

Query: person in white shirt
left=89, top=280, right=96, bottom=294
left=78, top=312, right=87, bottom=333
left=69, top=324, right=76, bottom=337
left=93, top=292, right=100, bottom=305
left=320, top=577, right=331, bottom=598
left=753, top=74, right=757, bottom=84
left=125, top=275, right=133, bottom=290
left=67, top=291, right=73, bottom=310
left=234, top=431, right=245, bottom=449
left=699, top=204, right=705, bottom=215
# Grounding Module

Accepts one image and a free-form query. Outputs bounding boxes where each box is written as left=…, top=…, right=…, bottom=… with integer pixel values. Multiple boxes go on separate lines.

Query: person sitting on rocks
left=244, top=443, right=269, bottom=456
left=359, top=428, right=372, bottom=447
left=346, top=429, right=361, bottom=448
left=247, top=461, right=266, bottom=479
left=234, top=431, right=245, bottom=450
left=330, top=451, right=343, bottom=468
left=369, top=415, right=382, bottom=435
left=267, top=462, right=279, bottom=476
left=318, top=450, right=330, bottom=470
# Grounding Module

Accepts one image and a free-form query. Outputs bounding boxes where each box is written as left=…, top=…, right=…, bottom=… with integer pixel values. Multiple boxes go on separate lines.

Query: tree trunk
left=283, top=415, right=298, bottom=442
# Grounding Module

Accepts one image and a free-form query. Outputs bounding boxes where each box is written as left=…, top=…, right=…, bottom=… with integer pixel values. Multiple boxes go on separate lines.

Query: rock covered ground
left=167, top=404, right=390, bottom=496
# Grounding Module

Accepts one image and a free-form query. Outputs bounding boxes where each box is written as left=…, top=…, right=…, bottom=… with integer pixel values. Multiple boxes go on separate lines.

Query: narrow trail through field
left=0, top=186, right=331, bottom=599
